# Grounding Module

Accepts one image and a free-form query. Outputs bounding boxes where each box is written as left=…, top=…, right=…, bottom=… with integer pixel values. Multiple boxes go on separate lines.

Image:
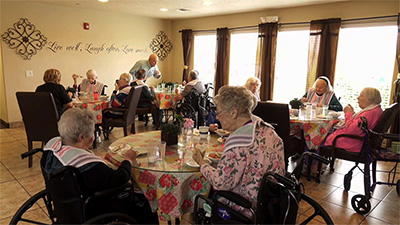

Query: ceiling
left=29, top=0, right=348, bottom=19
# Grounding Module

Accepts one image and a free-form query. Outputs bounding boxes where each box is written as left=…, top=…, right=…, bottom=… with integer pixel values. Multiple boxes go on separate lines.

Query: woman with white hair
left=43, top=108, right=158, bottom=223
left=244, top=77, right=261, bottom=101
left=301, top=76, right=342, bottom=111
left=192, top=85, right=285, bottom=216
left=324, top=87, right=383, bottom=152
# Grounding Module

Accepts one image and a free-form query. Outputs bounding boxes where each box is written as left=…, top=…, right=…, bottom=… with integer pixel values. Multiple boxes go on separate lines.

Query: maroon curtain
left=214, top=28, right=230, bottom=94
left=181, top=29, right=193, bottom=82
left=397, top=13, right=400, bottom=74
left=256, top=23, right=278, bottom=101
left=307, top=18, right=341, bottom=88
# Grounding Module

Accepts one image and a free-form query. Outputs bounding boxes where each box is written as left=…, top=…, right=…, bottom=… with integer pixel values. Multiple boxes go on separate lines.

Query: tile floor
left=0, top=120, right=399, bottom=224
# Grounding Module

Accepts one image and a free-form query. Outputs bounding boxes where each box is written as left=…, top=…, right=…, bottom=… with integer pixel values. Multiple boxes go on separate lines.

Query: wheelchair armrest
left=92, top=180, right=132, bottom=198
left=332, top=134, right=364, bottom=146
left=369, top=131, right=400, bottom=142
left=213, top=191, right=252, bottom=209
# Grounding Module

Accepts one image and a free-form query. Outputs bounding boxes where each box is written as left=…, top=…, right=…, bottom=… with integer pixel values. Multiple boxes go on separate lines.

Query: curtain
left=214, top=27, right=230, bottom=94
left=306, top=18, right=341, bottom=89
left=181, top=29, right=193, bottom=82
left=255, top=22, right=278, bottom=101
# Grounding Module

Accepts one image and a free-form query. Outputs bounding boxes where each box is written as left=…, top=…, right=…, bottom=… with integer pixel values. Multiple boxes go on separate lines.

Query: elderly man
left=72, top=69, right=105, bottom=95
left=129, top=54, right=161, bottom=81
left=103, top=73, right=132, bottom=118
left=43, top=107, right=158, bottom=223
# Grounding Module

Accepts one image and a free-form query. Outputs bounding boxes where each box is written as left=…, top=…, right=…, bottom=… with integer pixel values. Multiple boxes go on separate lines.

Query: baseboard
left=9, top=121, right=24, bottom=128
left=0, top=119, right=9, bottom=129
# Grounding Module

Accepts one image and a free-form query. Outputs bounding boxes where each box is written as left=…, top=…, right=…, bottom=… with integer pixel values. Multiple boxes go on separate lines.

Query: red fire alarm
left=83, top=22, right=90, bottom=30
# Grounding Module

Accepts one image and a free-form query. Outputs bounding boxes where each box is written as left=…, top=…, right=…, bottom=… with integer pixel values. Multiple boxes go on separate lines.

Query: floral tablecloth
left=72, top=99, right=108, bottom=124
left=155, top=92, right=178, bottom=109
left=290, top=118, right=337, bottom=150
left=104, top=131, right=223, bottom=221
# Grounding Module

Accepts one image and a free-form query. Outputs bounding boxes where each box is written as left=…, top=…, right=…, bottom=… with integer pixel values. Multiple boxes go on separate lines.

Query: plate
left=316, top=115, right=330, bottom=120
left=215, top=129, right=229, bottom=137
left=329, top=111, right=342, bottom=118
left=134, top=148, right=147, bottom=156
left=206, top=152, right=222, bottom=163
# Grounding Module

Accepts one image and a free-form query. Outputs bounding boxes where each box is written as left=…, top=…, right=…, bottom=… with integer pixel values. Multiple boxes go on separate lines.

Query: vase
left=161, top=131, right=178, bottom=146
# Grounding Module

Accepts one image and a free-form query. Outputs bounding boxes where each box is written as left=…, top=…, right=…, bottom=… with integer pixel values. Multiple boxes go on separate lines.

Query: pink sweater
left=324, top=106, right=383, bottom=152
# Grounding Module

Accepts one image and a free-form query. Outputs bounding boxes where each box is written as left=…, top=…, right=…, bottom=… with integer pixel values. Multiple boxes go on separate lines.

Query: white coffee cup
left=199, top=126, right=209, bottom=139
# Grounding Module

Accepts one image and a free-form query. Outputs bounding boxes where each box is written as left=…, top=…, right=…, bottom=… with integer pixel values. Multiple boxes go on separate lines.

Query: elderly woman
left=301, top=76, right=342, bottom=111
left=72, top=69, right=105, bottom=95
left=324, top=87, right=383, bottom=152
left=244, top=77, right=261, bottom=101
left=192, top=86, right=285, bottom=215
left=103, top=73, right=132, bottom=118
left=36, top=68, right=73, bottom=116
left=43, top=108, right=158, bottom=223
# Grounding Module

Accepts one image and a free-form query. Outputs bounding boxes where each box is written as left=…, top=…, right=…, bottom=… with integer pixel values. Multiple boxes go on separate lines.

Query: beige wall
left=0, top=43, right=8, bottom=123
left=169, top=1, right=399, bottom=83
left=1, top=1, right=172, bottom=123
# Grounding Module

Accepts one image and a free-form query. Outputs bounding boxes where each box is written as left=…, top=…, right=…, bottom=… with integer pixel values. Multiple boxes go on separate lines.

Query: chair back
left=124, top=86, right=143, bottom=126
left=370, top=102, right=399, bottom=148
left=16, top=92, right=59, bottom=143
left=40, top=151, right=86, bottom=224
left=252, top=101, right=291, bottom=167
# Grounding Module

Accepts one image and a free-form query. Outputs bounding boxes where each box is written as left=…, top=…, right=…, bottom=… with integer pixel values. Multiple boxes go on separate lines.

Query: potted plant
left=161, top=122, right=180, bottom=146
left=289, top=98, right=304, bottom=109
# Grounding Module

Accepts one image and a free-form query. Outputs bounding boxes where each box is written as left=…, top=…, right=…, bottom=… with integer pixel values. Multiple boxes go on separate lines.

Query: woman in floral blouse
left=192, top=85, right=286, bottom=215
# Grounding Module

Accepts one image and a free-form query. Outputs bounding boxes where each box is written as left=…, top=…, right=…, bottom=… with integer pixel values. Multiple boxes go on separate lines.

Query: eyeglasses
left=216, top=110, right=227, bottom=117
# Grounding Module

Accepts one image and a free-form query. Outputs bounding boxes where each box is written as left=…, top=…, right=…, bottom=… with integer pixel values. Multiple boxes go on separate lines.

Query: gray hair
left=312, top=76, right=332, bottom=92
left=362, top=87, right=382, bottom=105
left=189, top=70, right=199, bottom=80
left=120, top=73, right=132, bottom=83
left=58, top=108, right=95, bottom=145
left=214, top=85, right=257, bottom=116
left=244, top=77, right=261, bottom=90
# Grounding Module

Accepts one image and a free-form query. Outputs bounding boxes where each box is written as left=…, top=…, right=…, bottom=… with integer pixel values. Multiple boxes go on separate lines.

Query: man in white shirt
left=129, top=54, right=161, bottom=81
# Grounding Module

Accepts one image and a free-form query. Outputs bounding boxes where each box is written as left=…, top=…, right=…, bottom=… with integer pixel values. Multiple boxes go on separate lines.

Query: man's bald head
left=149, top=54, right=158, bottom=67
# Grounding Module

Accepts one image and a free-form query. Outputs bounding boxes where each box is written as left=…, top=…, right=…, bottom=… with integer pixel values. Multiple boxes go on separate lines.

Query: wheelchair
left=10, top=148, right=138, bottom=224
left=193, top=152, right=334, bottom=224
left=342, top=116, right=400, bottom=214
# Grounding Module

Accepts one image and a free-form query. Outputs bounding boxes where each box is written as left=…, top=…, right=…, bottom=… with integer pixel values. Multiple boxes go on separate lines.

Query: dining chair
left=102, top=86, right=143, bottom=140
left=252, top=101, right=292, bottom=169
left=16, top=92, right=60, bottom=168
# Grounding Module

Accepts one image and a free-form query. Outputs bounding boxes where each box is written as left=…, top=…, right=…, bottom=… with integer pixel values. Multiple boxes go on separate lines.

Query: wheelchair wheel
left=396, top=179, right=400, bottom=197
left=344, top=172, right=352, bottom=191
left=351, top=194, right=371, bottom=215
left=175, top=103, right=197, bottom=123
left=84, top=212, right=137, bottom=224
left=10, top=189, right=56, bottom=225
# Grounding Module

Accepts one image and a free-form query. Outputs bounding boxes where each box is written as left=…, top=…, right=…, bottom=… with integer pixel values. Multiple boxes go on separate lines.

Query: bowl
left=329, top=111, right=342, bottom=119
left=206, top=152, right=222, bottom=163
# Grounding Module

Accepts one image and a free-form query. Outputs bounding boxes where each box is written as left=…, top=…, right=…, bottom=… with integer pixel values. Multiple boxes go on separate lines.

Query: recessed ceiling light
left=203, top=1, right=212, bottom=6
left=98, top=0, right=108, bottom=2
left=176, top=8, right=190, bottom=13
left=160, top=8, right=168, bottom=12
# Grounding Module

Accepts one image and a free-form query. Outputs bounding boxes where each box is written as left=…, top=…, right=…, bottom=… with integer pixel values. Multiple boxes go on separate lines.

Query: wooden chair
left=16, top=92, right=60, bottom=168
left=102, top=86, right=143, bottom=140
left=252, top=101, right=292, bottom=169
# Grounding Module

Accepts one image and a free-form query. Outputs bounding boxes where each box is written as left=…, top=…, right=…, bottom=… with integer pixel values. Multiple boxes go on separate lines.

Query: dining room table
left=289, top=111, right=341, bottom=182
left=154, top=91, right=179, bottom=123
left=104, top=130, right=224, bottom=222
left=72, top=95, right=109, bottom=148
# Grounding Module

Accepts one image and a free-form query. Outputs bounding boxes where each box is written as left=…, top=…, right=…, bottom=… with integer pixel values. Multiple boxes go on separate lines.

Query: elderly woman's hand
left=301, top=97, right=307, bottom=103
left=192, top=148, right=207, bottom=166
left=209, top=123, right=218, bottom=132
left=123, top=149, right=137, bottom=165
left=343, top=104, right=354, bottom=114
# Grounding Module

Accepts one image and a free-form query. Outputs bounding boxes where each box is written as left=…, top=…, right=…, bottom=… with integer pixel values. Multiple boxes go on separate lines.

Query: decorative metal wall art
left=2, top=18, right=47, bottom=60
left=149, top=31, right=173, bottom=61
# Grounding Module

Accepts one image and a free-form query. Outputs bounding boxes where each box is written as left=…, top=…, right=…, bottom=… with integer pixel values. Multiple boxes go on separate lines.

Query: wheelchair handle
left=21, top=148, right=43, bottom=159
left=359, top=116, right=368, bottom=132
left=269, top=173, right=296, bottom=189
left=310, top=152, right=330, bottom=165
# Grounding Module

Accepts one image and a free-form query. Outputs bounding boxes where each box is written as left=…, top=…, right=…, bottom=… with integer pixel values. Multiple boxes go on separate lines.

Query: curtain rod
left=179, top=14, right=398, bottom=33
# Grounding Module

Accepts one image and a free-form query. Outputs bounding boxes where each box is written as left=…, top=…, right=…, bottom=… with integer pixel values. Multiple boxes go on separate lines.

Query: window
left=228, top=32, right=258, bottom=86
left=193, top=34, right=216, bottom=85
left=334, top=25, right=397, bottom=111
left=273, top=30, right=309, bottom=104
